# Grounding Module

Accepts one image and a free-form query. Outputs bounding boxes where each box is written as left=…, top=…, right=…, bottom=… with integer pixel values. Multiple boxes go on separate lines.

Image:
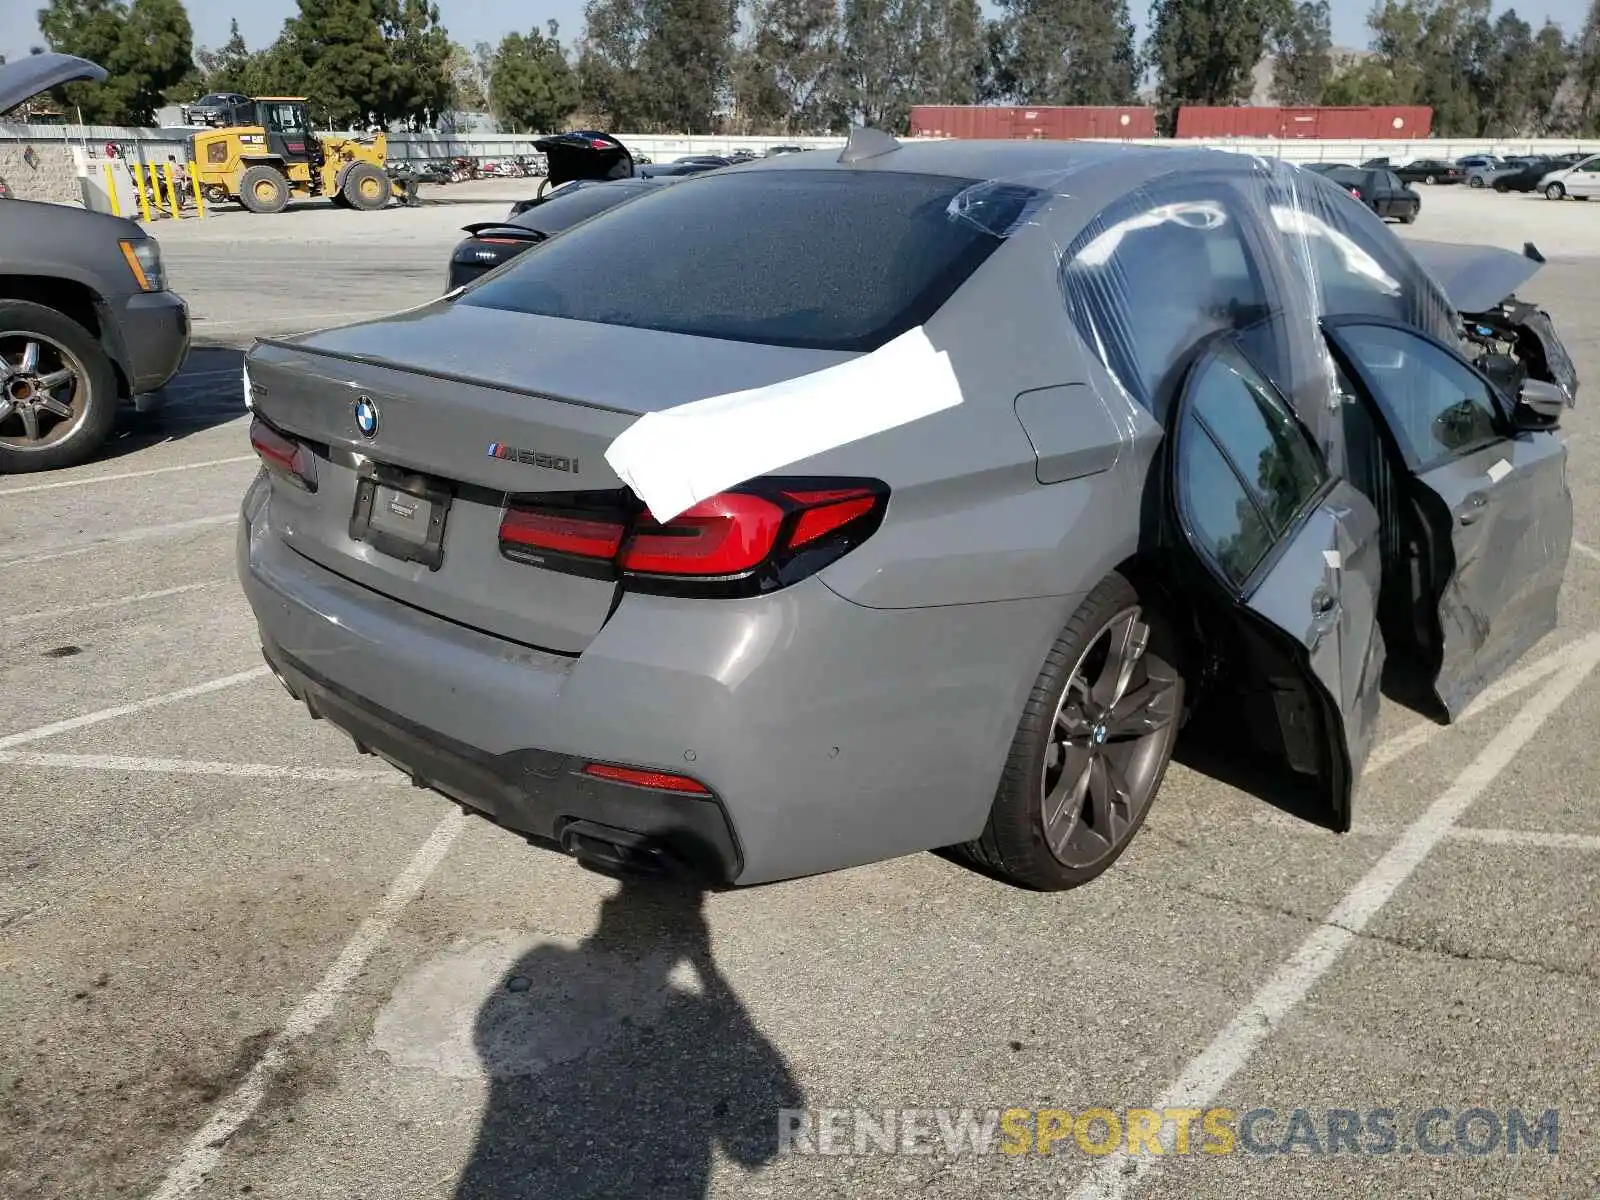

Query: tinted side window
left=1187, top=347, right=1326, bottom=534
left=1062, top=189, right=1273, bottom=412
left=1179, top=415, right=1275, bottom=590
left=1383, top=172, right=1404, bottom=191
left=1330, top=324, right=1503, bottom=469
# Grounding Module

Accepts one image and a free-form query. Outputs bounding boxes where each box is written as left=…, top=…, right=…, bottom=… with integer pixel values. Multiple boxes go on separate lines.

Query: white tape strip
left=603, top=326, right=963, bottom=523
left=1486, top=458, right=1512, bottom=483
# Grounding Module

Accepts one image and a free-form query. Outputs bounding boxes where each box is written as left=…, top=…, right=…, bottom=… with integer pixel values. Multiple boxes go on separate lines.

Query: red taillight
left=500, top=507, right=625, bottom=561
left=622, top=493, right=786, bottom=577
left=1349, top=188, right=1361, bottom=198
left=784, top=488, right=880, bottom=548
left=495, top=478, right=888, bottom=596
left=249, top=416, right=317, bottom=491
left=582, top=762, right=710, bottom=794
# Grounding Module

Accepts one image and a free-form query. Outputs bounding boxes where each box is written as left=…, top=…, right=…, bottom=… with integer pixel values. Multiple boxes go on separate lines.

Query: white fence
left=5, top=122, right=1600, bottom=165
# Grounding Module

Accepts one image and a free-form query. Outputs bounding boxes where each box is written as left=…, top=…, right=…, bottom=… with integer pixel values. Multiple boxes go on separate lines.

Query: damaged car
left=238, top=132, right=1576, bottom=891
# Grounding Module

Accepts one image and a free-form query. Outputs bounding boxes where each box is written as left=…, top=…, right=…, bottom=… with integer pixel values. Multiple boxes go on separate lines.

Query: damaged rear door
left=1324, top=318, right=1572, bottom=718
left=1169, top=337, right=1385, bottom=830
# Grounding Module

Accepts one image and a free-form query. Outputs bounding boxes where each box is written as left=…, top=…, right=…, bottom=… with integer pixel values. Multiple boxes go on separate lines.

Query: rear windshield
left=1326, top=168, right=1365, bottom=188
left=459, top=171, right=1041, bottom=351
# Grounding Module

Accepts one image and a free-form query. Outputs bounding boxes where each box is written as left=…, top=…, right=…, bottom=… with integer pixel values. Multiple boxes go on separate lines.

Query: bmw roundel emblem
left=353, top=395, right=379, bottom=438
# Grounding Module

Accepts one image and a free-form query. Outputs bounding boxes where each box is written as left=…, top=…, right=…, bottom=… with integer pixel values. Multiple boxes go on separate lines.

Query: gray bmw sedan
left=238, top=132, right=1577, bottom=890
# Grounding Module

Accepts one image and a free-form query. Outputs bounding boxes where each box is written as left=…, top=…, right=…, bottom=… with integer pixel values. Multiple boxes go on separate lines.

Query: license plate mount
left=349, top=462, right=452, bottom=571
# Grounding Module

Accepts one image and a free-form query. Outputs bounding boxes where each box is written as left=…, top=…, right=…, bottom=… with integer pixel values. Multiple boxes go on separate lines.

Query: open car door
left=1323, top=318, right=1572, bottom=719
left=1168, top=337, right=1386, bottom=829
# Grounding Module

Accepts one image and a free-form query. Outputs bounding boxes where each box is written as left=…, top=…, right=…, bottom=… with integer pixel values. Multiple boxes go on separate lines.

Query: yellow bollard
left=133, top=162, right=152, bottom=222
left=102, top=162, right=122, bottom=216
left=162, top=162, right=180, bottom=218
left=190, top=167, right=205, bottom=217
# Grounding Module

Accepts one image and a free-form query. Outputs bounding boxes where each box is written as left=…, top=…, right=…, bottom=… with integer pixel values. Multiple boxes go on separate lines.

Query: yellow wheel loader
left=189, top=98, right=411, bottom=213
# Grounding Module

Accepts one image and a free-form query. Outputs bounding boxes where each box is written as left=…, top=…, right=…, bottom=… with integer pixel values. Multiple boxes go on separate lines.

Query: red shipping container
left=1174, top=105, right=1432, bottom=140
left=907, top=105, right=1157, bottom=140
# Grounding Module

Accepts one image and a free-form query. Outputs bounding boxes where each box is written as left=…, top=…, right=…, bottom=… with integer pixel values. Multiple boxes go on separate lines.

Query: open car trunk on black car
left=532, top=132, right=635, bottom=189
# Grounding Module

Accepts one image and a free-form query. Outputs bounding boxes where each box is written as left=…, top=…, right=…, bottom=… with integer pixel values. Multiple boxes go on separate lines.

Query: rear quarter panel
left=810, top=220, right=1160, bottom=610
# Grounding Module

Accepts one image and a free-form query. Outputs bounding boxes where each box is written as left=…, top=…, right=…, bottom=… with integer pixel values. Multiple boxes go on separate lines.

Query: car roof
left=736, top=138, right=1281, bottom=207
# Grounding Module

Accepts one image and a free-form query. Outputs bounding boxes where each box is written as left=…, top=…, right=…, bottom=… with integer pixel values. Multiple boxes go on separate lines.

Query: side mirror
left=1513, top=378, right=1566, bottom=430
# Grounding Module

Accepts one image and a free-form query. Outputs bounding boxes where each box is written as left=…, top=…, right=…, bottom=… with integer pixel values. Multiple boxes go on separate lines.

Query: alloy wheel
left=0, top=332, right=88, bottom=451
left=1039, top=607, right=1181, bottom=869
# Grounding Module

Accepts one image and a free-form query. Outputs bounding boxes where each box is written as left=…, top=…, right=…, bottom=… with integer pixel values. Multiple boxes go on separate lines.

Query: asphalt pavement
left=1, top=183, right=1597, bottom=1200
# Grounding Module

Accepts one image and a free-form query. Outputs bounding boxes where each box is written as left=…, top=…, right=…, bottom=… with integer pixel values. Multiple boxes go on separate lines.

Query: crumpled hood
left=0, top=52, right=106, bottom=115
left=1404, top=239, right=1544, bottom=314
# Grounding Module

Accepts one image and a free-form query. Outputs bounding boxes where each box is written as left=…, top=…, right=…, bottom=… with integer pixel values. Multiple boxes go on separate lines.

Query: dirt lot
left=1, top=181, right=1598, bottom=1199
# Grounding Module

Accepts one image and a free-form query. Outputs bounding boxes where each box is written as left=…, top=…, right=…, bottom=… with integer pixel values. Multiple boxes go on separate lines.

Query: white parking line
left=1575, top=541, right=1600, bottom=565
left=3, top=580, right=229, bottom=627
left=1072, top=630, right=1600, bottom=1200
left=1448, top=827, right=1600, bottom=852
left=1363, top=636, right=1572, bottom=773
left=0, top=751, right=400, bottom=783
left=0, top=457, right=254, bottom=497
left=0, top=514, right=235, bottom=567
left=149, top=806, right=466, bottom=1200
left=0, top=667, right=269, bottom=751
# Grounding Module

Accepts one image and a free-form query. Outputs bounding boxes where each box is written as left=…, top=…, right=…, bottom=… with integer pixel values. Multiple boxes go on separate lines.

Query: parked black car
left=180, top=91, right=250, bottom=127
left=1, top=54, right=190, bottom=472
left=1492, top=155, right=1586, bottom=193
left=448, top=178, right=670, bottom=290
left=1388, top=158, right=1465, bottom=185
left=1326, top=166, right=1420, bottom=223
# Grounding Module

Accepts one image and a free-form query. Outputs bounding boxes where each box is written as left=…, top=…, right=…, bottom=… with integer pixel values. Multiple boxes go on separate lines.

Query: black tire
left=0, top=299, right=119, bottom=473
left=341, top=162, right=389, bottom=211
left=1423, top=174, right=1436, bottom=185
left=330, top=191, right=353, bottom=209
left=956, top=572, right=1185, bottom=891
left=1468, top=175, right=1484, bottom=189
left=1545, top=182, right=1566, bottom=201
left=238, top=164, right=289, bottom=214
left=1493, top=180, right=1509, bottom=193
left=1400, top=208, right=1417, bottom=224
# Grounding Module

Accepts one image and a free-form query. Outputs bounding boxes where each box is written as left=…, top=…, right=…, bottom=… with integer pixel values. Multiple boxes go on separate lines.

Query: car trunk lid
left=247, top=305, right=854, bottom=653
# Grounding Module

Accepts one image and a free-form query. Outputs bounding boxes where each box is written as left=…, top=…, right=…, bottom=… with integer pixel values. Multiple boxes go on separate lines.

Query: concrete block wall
left=0, top=141, right=84, bottom=205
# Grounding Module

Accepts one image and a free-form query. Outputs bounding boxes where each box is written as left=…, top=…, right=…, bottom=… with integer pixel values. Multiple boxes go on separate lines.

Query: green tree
left=38, top=0, right=194, bottom=123
left=637, top=0, right=739, bottom=132
left=1575, top=0, right=1600, bottom=130
left=1526, top=21, right=1573, bottom=133
left=1146, top=0, right=1292, bottom=129
left=196, top=18, right=252, bottom=93
left=740, top=0, right=839, bottom=132
left=445, top=42, right=488, bottom=112
left=993, top=0, right=1137, bottom=105
left=490, top=24, right=579, bottom=132
left=1321, top=56, right=1405, bottom=105
left=387, top=0, right=454, bottom=128
left=1269, top=0, right=1332, bottom=104
left=835, top=0, right=932, bottom=130
left=578, top=0, right=650, bottom=128
left=281, top=0, right=398, bottom=127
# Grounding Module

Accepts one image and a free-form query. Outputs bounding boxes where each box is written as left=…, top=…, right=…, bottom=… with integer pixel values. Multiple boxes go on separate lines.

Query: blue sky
left=2, top=0, right=1590, bottom=70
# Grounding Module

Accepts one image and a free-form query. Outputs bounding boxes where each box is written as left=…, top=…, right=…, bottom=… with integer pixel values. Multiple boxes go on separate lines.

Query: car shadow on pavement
left=101, top=344, right=248, bottom=461
left=453, top=870, right=804, bottom=1200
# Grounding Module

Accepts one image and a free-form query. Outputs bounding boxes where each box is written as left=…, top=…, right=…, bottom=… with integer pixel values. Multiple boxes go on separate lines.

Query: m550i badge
left=487, top=442, right=579, bottom=473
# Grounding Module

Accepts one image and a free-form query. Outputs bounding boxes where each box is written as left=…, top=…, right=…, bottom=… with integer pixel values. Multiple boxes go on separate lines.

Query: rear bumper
left=238, top=475, right=1070, bottom=885
left=262, top=640, right=744, bottom=881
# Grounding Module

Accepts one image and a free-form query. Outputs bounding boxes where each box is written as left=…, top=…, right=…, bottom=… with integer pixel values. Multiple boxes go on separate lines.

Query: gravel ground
left=1, top=181, right=1597, bottom=1200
